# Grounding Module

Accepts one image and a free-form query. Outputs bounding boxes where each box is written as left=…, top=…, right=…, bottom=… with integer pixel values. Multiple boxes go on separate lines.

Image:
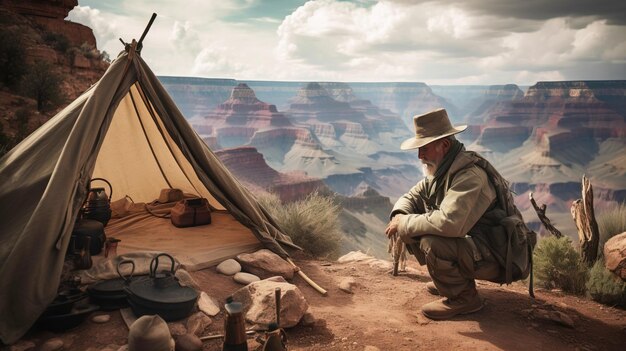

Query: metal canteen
left=83, top=178, right=113, bottom=226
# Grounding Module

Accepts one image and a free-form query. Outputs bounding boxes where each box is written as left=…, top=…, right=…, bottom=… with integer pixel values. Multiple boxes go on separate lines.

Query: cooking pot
left=123, top=253, right=198, bottom=321
left=88, top=260, right=146, bottom=310
left=83, top=178, right=113, bottom=226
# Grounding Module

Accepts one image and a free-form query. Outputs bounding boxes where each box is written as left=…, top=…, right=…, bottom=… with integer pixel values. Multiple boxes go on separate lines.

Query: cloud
left=67, top=6, right=118, bottom=51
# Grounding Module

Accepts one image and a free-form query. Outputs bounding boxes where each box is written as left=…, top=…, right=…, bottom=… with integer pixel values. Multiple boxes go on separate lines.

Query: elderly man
left=385, top=108, right=534, bottom=320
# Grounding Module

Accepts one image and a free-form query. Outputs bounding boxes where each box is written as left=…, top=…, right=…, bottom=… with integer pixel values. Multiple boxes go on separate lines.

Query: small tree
left=0, top=28, right=27, bottom=87
left=20, top=61, right=64, bottom=111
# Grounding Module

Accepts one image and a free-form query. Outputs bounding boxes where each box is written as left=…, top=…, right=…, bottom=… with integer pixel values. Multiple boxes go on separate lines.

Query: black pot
left=69, top=219, right=106, bottom=256
left=123, top=253, right=198, bottom=321
left=42, top=289, right=88, bottom=317
left=88, top=260, right=146, bottom=310
left=38, top=302, right=99, bottom=332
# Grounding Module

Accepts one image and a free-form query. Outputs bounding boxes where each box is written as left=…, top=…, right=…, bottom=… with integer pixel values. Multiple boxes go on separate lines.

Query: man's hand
left=385, top=215, right=401, bottom=238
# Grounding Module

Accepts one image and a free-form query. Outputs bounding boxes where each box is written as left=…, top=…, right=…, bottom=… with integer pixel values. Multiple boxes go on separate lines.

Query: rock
left=339, top=277, right=357, bottom=294
left=9, top=340, right=35, bottom=351
left=299, top=312, right=316, bottom=326
left=234, top=272, right=261, bottom=285
left=175, top=269, right=201, bottom=290
left=91, top=314, right=111, bottom=323
left=198, top=292, right=221, bottom=316
left=186, top=312, right=212, bottom=336
left=604, top=232, right=626, bottom=281
left=116, top=345, right=129, bottom=351
left=232, top=276, right=309, bottom=328
left=100, top=345, right=121, bottom=351
left=236, top=249, right=295, bottom=279
left=216, top=259, right=241, bottom=276
left=549, top=311, right=575, bottom=328
left=119, top=308, right=137, bottom=329
left=175, top=334, right=202, bottom=351
left=169, top=322, right=187, bottom=336
left=416, top=314, right=431, bottom=325
left=40, top=338, right=63, bottom=351
left=338, top=251, right=373, bottom=263
left=364, top=346, right=381, bottom=351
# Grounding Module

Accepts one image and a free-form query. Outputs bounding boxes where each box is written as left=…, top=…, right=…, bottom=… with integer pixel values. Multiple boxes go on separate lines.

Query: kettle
left=83, top=178, right=113, bottom=226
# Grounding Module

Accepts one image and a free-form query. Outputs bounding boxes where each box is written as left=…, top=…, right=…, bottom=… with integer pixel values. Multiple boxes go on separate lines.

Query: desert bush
left=258, top=192, right=342, bottom=259
left=597, top=202, right=626, bottom=258
left=586, top=259, right=626, bottom=307
left=0, top=28, right=27, bottom=87
left=43, top=32, right=70, bottom=53
left=534, top=236, right=589, bottom=294
left=20, top=61, right=64, bottom=111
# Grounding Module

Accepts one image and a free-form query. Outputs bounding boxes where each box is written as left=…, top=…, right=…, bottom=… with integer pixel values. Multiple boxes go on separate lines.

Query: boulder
left=216, top=259, right=241, bottom=276
left=232, top=276, right=308, bottom=328
left=236, top=249, right=295, bottom=280
left=234, top=272, right=260, bottom=285
left=604, top=232, right=626, bottom=281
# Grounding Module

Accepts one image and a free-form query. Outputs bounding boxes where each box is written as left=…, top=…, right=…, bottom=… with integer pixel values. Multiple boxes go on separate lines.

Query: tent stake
left=287, top=258, right=327, bottom=296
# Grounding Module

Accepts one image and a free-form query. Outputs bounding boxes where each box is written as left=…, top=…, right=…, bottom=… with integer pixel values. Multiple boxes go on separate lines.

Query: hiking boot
left=425, top=282, right=440, bottom=296
left=421, top=293, right=484, bottom=320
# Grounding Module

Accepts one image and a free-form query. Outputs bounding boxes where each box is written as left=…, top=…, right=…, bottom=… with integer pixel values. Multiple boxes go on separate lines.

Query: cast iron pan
left=87, top=259, right=147, bottom=310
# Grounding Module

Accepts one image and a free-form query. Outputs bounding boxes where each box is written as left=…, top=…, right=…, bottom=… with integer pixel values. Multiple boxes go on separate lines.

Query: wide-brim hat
left=128, top=315, right=175, bottom=351
left=400, top=108, right=467, bottom=150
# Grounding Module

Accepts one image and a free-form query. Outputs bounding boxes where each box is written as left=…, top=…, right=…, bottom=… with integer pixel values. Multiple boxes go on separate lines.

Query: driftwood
left=570, top=175, right=600, bottom=265
left=529, top=192, right=563, bottom=238
left=388, top=233, right=407, bottom=276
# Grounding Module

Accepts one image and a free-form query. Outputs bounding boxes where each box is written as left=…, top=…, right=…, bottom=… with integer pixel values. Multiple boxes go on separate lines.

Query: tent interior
left=89, top=84, right=262, bottom=270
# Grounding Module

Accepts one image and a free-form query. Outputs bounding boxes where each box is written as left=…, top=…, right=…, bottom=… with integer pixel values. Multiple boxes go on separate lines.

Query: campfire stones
left=236, top=249, right=295, bottom=280
left=234, top=272, right=260, bottom=285
left=216, top=259, right=241, bottom=276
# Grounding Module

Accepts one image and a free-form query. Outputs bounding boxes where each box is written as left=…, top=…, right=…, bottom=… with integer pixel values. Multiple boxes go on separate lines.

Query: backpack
left=466, top=152, right=538, bottom=297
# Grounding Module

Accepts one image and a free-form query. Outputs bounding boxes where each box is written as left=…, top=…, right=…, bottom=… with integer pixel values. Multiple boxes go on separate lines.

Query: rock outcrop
left=215, top=146, right=327, bottom=202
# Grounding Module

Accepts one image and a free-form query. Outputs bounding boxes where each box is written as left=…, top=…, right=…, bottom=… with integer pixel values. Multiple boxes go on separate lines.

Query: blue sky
left=69, top=0, right=626, bottom=84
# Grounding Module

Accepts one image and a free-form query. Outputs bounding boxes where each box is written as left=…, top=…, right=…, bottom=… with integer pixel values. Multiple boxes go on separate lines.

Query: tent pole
left=287, top=258, right=327, bottom=296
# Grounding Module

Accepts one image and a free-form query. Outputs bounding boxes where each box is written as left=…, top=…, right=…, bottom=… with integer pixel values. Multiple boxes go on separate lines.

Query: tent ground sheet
left=104, top=200, right=262, bottom=271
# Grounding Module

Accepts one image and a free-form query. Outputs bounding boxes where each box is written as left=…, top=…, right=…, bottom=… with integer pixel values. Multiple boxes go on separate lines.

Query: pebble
left=339, top=277, right=357, bottom=294
left=364, top=346, right=380, bottom=351
left=233, top=272, right=260, bottom=285
left=40, top=338, right=63, bottom=351
left=216, top=259, right=241, bottom=275
left=9, top=340, right=35, bottom=351
left=341, top=337, right=348, bottom=342
left=92, top=314, right=111, bottom=323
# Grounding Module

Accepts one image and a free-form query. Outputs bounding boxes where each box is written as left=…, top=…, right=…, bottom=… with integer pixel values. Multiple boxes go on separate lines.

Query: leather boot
left=425, top=282, right=439, bottom=296
left=421, top=290, right=484, bottom=320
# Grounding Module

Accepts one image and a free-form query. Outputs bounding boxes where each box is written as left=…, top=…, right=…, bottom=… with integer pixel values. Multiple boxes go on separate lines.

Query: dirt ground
left=5, top=252, right=626, bottom=351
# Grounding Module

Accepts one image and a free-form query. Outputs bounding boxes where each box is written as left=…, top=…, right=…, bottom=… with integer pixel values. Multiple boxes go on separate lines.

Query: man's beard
left=422, top=161, right=437, bottom=177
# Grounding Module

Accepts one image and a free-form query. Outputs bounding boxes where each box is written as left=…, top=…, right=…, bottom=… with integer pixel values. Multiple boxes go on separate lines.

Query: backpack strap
left=528, top=242, right=535, bottom=298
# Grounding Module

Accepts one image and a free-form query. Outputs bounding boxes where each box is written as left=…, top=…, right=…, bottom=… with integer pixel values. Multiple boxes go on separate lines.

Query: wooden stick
left=529, top=192, right=563, bottom=238
left=200, top=330, right=255, bottom=341
left=287, top=258, right=327, bottom=296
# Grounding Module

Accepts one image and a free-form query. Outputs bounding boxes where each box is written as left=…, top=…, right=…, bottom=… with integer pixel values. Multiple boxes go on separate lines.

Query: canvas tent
left=0, top=43, right=298, bottom=344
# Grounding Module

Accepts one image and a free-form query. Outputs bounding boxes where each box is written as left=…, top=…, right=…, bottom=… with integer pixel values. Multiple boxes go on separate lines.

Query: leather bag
left=170, top=198, right=211, bottom=228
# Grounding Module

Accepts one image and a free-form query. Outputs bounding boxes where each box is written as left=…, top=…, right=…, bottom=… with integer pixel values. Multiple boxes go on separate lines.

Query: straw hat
left=128, top=315, right=175, bottom=351
left=400, top=108, right=467, bottom=150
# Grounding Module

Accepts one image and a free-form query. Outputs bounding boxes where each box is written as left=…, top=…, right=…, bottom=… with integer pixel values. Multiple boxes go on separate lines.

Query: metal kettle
left=83, top=178, right=113, bottom=226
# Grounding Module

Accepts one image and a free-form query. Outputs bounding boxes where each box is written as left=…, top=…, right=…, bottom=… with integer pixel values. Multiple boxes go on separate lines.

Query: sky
left=68, top=0, right=626, bottom=85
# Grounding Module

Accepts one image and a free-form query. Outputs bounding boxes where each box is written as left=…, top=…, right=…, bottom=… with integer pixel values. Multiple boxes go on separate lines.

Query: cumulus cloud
left=67, top=6, right=117, bottom=51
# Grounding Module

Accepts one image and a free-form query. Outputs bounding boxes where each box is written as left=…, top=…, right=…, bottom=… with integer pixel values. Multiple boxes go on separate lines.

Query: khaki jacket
left=391, top=151, right=496, bottom=242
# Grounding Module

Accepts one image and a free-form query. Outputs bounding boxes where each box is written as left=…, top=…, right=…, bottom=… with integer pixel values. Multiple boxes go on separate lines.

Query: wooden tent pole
left=287, top=258, right=327, bottom=296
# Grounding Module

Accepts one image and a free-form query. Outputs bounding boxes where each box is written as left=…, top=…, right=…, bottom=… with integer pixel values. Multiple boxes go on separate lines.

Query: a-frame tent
left=0, top=43, right=298, bottom=343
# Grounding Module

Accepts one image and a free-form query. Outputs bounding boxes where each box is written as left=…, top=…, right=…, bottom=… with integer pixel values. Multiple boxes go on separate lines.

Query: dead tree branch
left=529, top=192, right=563, bottom=238
left=570, top=175, right=600, bottom=265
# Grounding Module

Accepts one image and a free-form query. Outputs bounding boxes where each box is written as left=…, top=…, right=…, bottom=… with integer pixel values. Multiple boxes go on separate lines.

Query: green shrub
left=586, top=259, right=626, bottom=307
left=258, top=192, right=342, bottom=259
left=0, top=28, right=27, bottom=87
left=43, top=32, right=70, bottom=53
left=597, top=202, right=626, bottom=258
left=534, top=236, right=589, bottom=294
left=20, top=61, right=64, bottom=111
